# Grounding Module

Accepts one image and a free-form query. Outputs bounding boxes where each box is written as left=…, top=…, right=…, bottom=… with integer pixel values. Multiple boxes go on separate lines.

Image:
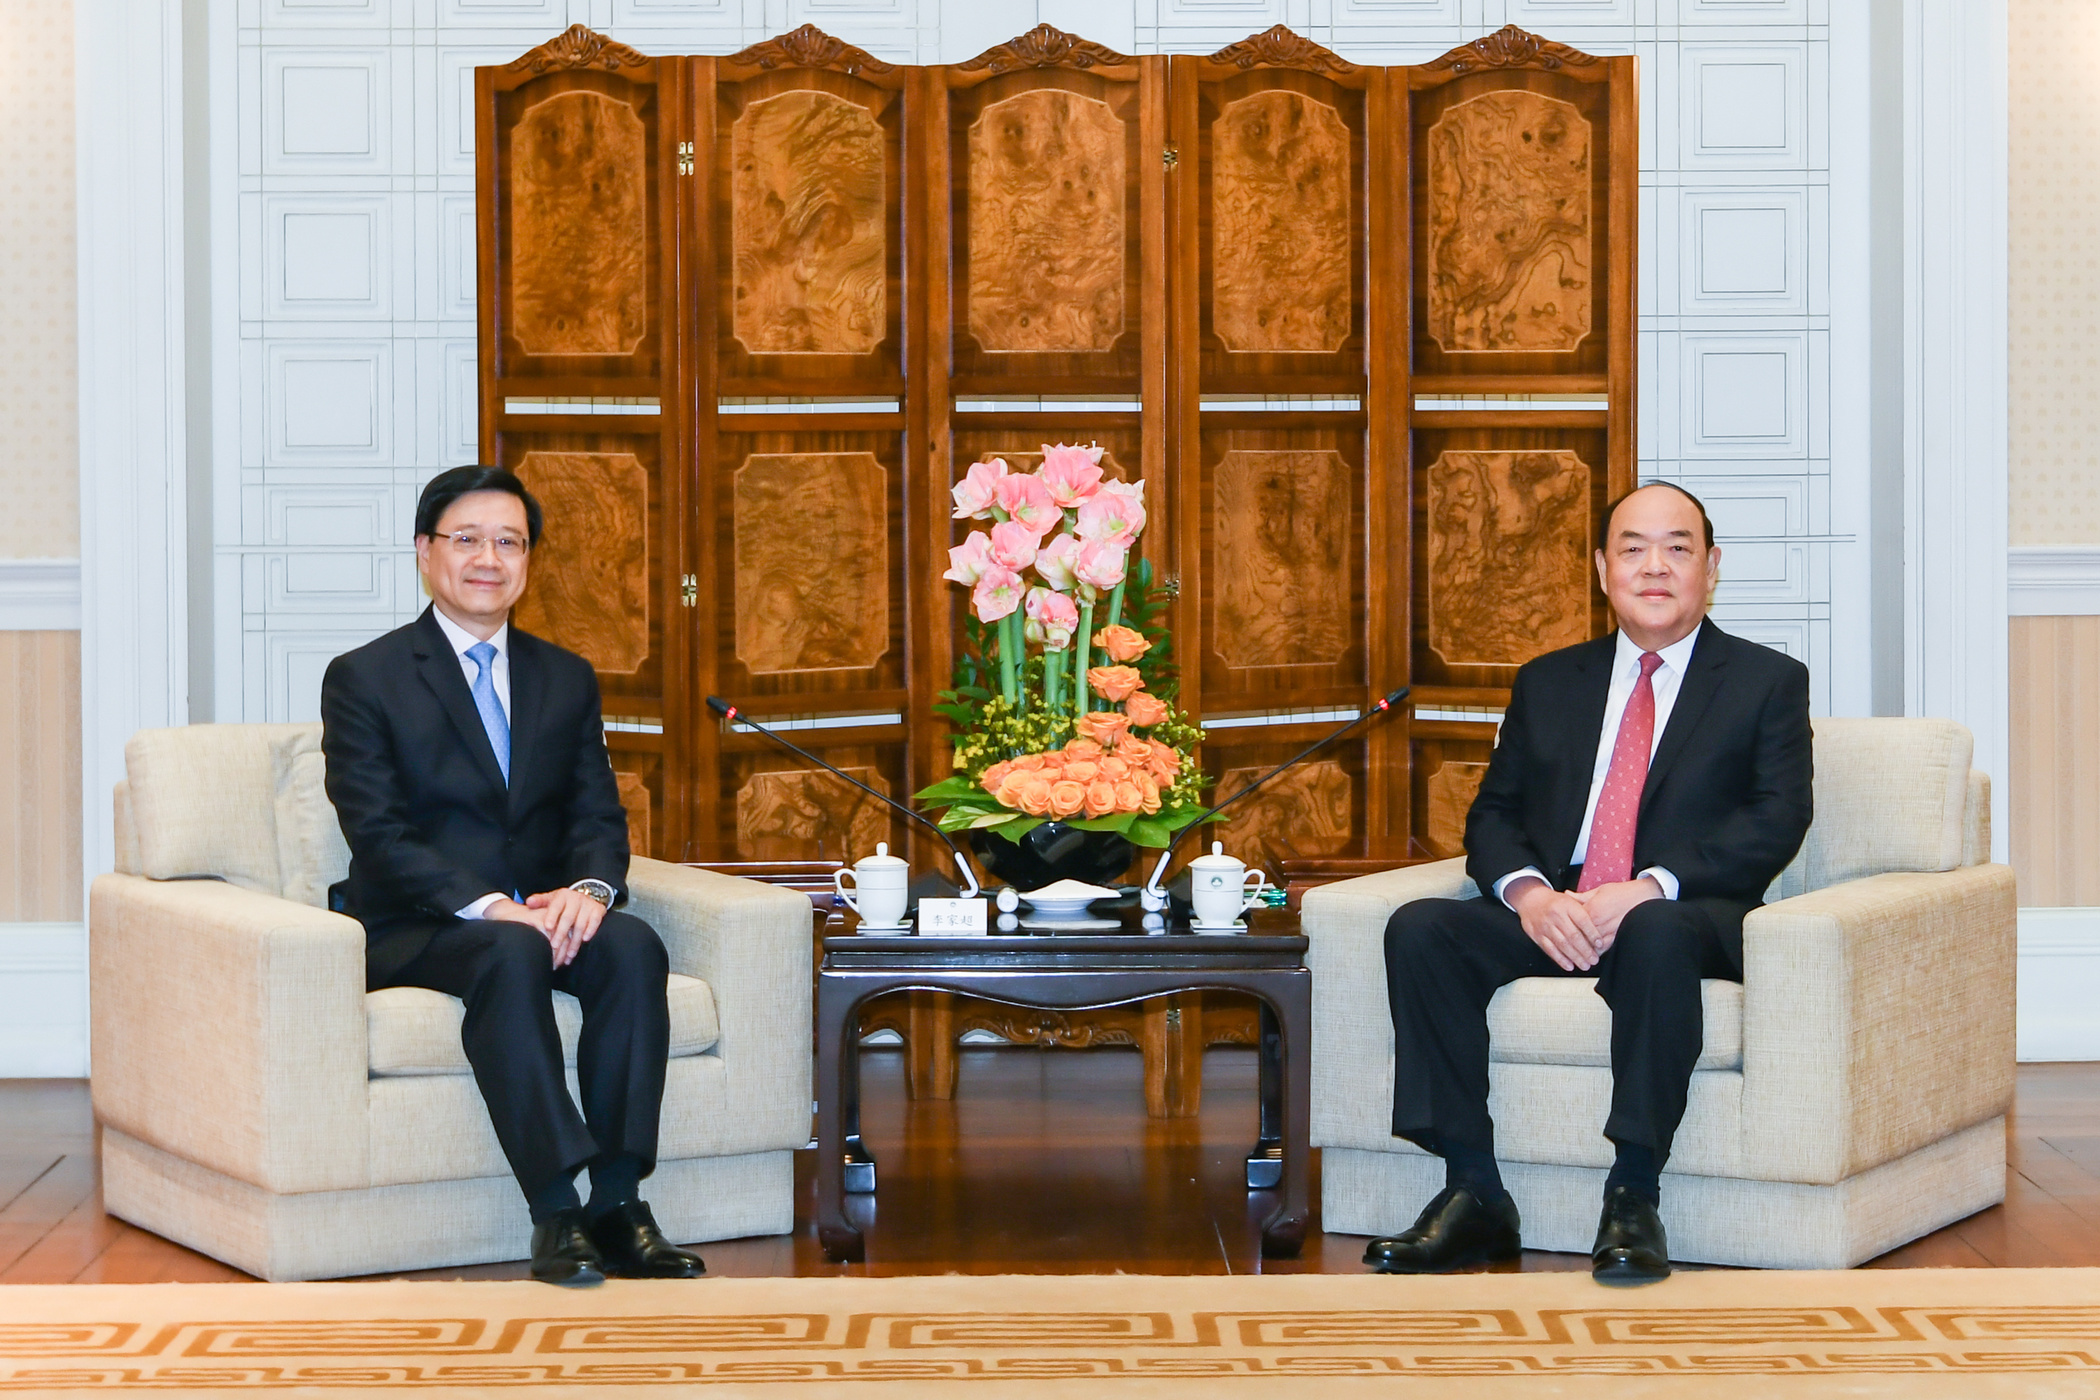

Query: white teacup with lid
left=1188, top=842, right=1271, bottom=929
left=835, top=843, right=910, bottom=930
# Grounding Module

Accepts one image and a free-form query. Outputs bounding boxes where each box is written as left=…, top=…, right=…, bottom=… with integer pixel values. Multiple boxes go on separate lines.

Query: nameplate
left=918, top=898, right=989, bottom=936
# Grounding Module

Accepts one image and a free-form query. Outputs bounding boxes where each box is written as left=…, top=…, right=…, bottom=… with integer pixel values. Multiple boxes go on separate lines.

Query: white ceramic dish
left=1017, top=878, right=1121, bottom=921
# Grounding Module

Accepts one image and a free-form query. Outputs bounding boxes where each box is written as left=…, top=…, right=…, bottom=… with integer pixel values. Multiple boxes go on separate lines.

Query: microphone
left=1141, top=687, right=1410, bottom=909
left=705, top=696, right=982, bottom=899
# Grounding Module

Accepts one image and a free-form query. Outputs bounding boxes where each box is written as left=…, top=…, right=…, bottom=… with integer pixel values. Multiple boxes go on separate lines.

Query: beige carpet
left=5, top=1269, right=2100, bottom=1397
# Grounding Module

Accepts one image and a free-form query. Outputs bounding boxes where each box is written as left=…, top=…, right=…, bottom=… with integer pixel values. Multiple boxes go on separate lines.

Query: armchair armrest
left=625, top=857, right=813, bottom=1155
left=89, top=873, right=369, bottom=1193
left=1739, top=862, right=2017, bottom=1184
left=1301, top=858, right=1475, bottom=1147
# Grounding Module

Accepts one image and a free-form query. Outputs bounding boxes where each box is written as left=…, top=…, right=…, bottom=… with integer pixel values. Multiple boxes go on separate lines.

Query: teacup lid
left=857, top=842, right=907, bottom=868
left=1188, top=841, right=1241, bottom=869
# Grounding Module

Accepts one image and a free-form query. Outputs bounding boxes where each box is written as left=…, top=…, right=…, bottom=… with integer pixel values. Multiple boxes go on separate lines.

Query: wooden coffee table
left=813, top=906, right=1311, bottom=1263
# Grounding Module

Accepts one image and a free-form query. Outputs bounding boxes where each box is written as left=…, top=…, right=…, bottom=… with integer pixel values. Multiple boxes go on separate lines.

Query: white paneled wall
left=215, top=0, right=1854, bottom=722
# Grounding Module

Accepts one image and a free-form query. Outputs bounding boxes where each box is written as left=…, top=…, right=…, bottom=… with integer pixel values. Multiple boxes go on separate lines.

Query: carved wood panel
left=1198, top=734, right=1369, bottom=876
left=513, top=450, right=650, bottom=675
left=1409, top=423, right=1609, bottom=693
left=714, top=36, right=908, bottom=391
left=1410, top=728, right=1496, bottom=860
left=712, top=738, right=906, bottom=861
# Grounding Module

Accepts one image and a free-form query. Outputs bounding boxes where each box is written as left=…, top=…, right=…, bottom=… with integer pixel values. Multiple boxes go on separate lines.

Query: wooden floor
left=4, top=1053, right=2098, bottom=1283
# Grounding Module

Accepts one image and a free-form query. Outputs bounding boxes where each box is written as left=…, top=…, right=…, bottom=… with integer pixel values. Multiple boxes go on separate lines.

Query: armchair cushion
left=126, top=725, right=312, bottom=895
left=1772, top=717, right=1973, bottom=899
left=1489, top=978, right=1742, bottom=1072
left=366, top=975, right=721, bottom=1077
left=272, top=728, right=349, bottom=909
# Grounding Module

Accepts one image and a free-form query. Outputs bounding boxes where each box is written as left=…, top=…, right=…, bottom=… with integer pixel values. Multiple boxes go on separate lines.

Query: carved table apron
left=813, top=912, right=1312, bottom=1263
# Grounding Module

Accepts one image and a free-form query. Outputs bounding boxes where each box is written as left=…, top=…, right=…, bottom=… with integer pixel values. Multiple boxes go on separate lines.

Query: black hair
left=1598, top=481, right=1714, bottom=553
left=414, top=466, right=543, bottom=547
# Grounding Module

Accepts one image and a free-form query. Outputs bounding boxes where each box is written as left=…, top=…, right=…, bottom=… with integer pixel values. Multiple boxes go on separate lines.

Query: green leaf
left=990, top=817, right=1046, bottom=844
left=914, top=776, right=987, bottom=801
left=1125, top=817, right=1173, bottom=847
left=957, top=685, right=994, bottom=701
left=965, top=811, right=1022, bottom=829
left=1064, top=812, right=1137, bottom=834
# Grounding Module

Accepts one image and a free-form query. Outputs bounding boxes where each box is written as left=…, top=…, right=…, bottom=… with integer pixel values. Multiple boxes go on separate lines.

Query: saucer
left=1187, top=919, right=1248, bottom=934
left=854, top=921, right=910, bottom=934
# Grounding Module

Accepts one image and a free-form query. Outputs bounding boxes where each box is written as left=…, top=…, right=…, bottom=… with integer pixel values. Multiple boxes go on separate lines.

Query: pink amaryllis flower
left=987, top=519, right=1042, bottom=571
left=1023, top=586, right=1080, bottom=649
left=942, top=531, right=994, bottom=586
left=952, top=458, right=1008, bottom=520
left=992, top=472, right=1061, bottom=535
left=1075, top=481, right=1146, bottom=548
left=972, top=566, right=1025, bottom=623
left=1073, top=539, right=1127, bottom=592
left=1034, top=533, right=1081, bottom=591
left=1038, top=443, right=1106, bottom=508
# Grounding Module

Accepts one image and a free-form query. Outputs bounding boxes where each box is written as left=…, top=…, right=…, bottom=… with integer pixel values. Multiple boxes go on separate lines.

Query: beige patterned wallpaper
left=2011, top=0, right=2100, bottom=545
left=0, top=0, right=78, bottom=559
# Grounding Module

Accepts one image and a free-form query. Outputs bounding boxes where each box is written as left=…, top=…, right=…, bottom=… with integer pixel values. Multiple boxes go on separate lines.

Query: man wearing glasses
left=320, top=466, right=702, bottom=1287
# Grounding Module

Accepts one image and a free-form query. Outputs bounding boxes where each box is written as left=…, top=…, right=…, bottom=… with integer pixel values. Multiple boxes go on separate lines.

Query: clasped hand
left=1506, top=875, right=1661, bottom=972
left=486, top=888, right=607, bottom=967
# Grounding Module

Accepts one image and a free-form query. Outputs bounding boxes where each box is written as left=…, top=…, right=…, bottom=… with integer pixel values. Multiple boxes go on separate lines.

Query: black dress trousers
left=1384, top=892, right=1748, bottom=1164
left=371, top=910, right=671, bottom=1201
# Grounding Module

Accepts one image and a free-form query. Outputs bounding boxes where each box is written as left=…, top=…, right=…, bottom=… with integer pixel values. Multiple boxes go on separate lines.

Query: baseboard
left=2018, top=908, right=2100, bottom=1060
left=0, top=923, right=88, bottom=1076
left=0, top=560, right=81, bottom=631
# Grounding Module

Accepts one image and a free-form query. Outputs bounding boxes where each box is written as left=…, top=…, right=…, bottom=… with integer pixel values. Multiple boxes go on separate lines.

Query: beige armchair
left=1304, top=717, right=2015, bottom=1269
left=89, top=723, right=813, bottom=1282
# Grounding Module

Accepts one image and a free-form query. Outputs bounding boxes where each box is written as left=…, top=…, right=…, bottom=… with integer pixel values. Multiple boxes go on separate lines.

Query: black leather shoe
left=1591, top=1185, right=1671, bottom=1286
left=529, top=1208, right=607, bottom=1288
left=589, top=1200, right=706, bottom=1279
left=1363, top=1187, right=1521, bottom=1273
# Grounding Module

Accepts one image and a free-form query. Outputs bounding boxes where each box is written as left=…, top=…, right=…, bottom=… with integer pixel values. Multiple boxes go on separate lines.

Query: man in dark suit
left=321, top=466, right=702, bottom=1287
left=1365, top=482, right=1812, bottom=1285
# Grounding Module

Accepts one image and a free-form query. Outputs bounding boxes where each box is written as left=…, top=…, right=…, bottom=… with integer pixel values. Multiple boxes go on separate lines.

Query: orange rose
left=1036, top=748, right=1068, bottom=771
left=996, top=771, right=1035, bottom=810
left=1083, top=779, right=1119, bottom=818
left=1115, top=737, right=1153, bottom=765
left=1099, top=755, right=1131, bottom=780
left=980, top=760, right=1013, bottom=795
left=1092, top=624, right=1151, bottom=663
left=1088, top=665, right=1143, bottom=703
left=1064, top=738, right=1105, bottom=761
left=1146, top=739, right=1182, bottom=784
left=1122, top=691, right=1169, bottom=728
left=1136, top=774, right=1162, bottom=814
left=1048, top=779, right=1088, bottom=819
left=1010, top=752, right=1047, bottom=773
left=1018, top=775, right=1058, bottom=817
left=1063, top=759, right=1101, bottom=784
left=1113, top=779, right=1145, bottom=813
left=1076, top=710, right=1131, bottom=748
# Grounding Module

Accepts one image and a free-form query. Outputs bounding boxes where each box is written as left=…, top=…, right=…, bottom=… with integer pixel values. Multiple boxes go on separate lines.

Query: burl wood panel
left=731, top=90, right=886, bottom=356
left=512, top=451, right=650, bottom=674
left=1426, top=90, right=1592, bottom=355
left=1426, top=449, right=1590, bottom=668
left=1423, top=759, right=1487, bottom=859
left=970, top=446, right=1130, bottom=481
left=1211, top=450, right=1352, bottom=670
left=967, top=89, right=1126, bottom=354
left=733, top=452, right=890, bottom=674
left=1215, top=759, right=1352, bottom=873
left=615, top=770, right=651, bottom=858
left=510, top=90, right=649, bottom=357
left=1211, top=90, right=1351, bottom=354
left=737, top=766, right=890, bottom=861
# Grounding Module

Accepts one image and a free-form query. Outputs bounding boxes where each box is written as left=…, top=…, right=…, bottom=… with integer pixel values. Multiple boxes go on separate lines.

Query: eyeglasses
left=435, top=531, right=528, bottom=557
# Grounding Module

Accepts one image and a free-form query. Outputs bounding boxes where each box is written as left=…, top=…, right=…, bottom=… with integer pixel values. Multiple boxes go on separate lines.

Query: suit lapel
left=1551, top=635, right=1618, bottom=865
left=1640, top=618, right=1728, bottom=812
left=411, top=607, right=509, bottom=799
left=506, top=630, right=543, bottom=818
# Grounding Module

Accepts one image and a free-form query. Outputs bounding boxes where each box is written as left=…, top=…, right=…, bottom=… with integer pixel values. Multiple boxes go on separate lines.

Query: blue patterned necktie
left=465, top=640, right=510, bottom=784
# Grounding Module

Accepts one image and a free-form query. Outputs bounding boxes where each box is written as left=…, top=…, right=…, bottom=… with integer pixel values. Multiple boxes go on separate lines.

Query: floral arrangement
left=913, top=445, right=1211, bottom=849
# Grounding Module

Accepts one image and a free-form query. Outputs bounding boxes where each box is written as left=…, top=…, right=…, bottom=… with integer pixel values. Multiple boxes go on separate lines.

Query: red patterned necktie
left=1577, top=651, right=1663, bottom=892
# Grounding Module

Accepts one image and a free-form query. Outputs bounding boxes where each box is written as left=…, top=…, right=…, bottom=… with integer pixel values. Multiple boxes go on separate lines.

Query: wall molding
left=0, top=560, right=82, bottom=631
left=2017, top=908, right=2100, bottom=1061
left=0, top=923, right=88, bottom=1077
left=2008, top=545, right=2100, bottom=615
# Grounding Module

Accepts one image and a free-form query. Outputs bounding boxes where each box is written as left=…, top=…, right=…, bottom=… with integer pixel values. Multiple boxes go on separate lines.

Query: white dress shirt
left=430, top=608, right=513, bottom=920
left=1493, top=626, right=1702, bottom=909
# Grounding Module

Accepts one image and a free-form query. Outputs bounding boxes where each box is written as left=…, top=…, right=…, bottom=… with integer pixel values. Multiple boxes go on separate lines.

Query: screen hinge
left=676, top=141, right=695, bottom=176
left=680, top=573, right=698, bottom=607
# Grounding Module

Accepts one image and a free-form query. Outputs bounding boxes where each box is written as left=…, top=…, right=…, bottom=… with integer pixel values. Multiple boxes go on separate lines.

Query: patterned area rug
left=6, top=1269, right=2100, bottom=1397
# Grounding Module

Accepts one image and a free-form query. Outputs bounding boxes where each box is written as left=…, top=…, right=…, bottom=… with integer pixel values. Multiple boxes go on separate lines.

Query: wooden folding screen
left=477, top=23, right=1636, bottom=872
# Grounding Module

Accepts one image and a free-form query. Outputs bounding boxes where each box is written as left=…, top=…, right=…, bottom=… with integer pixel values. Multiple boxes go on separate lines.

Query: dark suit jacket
left=1464, top=618, right=1813, bottom=913
left=321, top=606, right=630, bottom=983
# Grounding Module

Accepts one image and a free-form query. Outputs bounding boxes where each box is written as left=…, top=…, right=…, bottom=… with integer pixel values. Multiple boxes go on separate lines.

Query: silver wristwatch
left=569, top=878, right=615, bottom=908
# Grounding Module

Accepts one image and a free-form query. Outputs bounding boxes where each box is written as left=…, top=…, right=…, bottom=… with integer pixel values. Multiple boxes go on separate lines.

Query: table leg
left=1143, top=994, right=1203, bottom=1118
left=815, top=977, right=867, bottom=1263
left=1245, top=997, right=1283, bottom=1189
left=1258, top=974, right=1312, bottom=1258
left=906, top=991, right=957, bottom=1100
left=842, top=1016, right=876, bottom=1195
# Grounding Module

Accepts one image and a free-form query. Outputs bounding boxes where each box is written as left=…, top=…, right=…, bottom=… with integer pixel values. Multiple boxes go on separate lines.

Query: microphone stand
left=705, top=697, right=983, bottom=898
left=1141, top=687, right=1411, bottom=912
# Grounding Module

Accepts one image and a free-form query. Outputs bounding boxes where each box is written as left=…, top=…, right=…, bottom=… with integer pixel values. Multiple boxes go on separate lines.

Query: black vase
left=966, top=823, right=1137, bottom=891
